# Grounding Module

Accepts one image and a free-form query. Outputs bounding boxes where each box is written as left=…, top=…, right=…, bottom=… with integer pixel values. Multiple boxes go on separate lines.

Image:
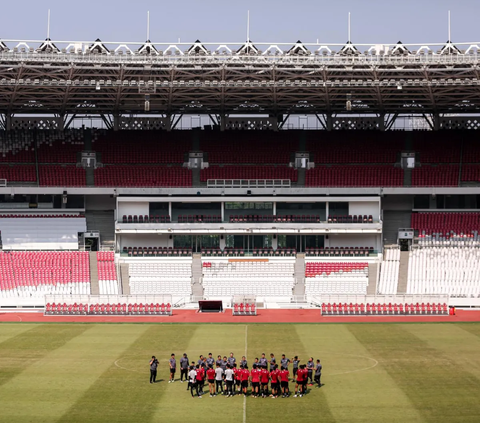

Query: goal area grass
left=0, top=322, right=479, bottom=423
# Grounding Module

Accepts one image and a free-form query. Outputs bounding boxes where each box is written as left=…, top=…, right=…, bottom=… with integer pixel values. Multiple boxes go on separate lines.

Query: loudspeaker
left=169, top=235, right=173, bottom=240
left=221, top=235, right=224, bottom=240
left=247, top=190, right=252, bottom=196
left=273, top=234, right=277, bottom=239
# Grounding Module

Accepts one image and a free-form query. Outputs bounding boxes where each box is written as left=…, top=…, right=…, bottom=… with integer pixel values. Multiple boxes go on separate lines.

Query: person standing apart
left=150, top=356, right=159, bottom=384
left=169, top=353, right=176, bottom=383
left=180, top=353, right=189, bottom=383
left=314, top=359, right=322, bottom=387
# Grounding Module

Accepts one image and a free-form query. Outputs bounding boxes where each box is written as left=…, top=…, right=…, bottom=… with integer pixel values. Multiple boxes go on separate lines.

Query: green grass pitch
left=0, top=322, right=480, bottom=423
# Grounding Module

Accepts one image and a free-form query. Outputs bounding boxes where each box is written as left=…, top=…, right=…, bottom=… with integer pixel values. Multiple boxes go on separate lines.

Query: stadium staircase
left=396, top=251, right=410, bottom=294
left=85, top=211, right=115, bottom=249
left=89, top=252, right=100, bottom=295
left=367, top=263, right=379, bottom=295
left=382, top=211, right=412, bottom=244
left=119, top=263, right=130, bottom=295
left=191, top=253, right=204, bottom=298
left=293, top=253, right=306, bottom=298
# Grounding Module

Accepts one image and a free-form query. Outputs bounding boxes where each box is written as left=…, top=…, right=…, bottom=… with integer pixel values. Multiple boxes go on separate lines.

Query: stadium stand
left=377, top=247, right=400, bottom=295
left=202, top=260, right=295, bottom=299
left=305, top=262, right=369, bottom=295
left=407, top=240, right=480, bottom=297
left=128, top=261, right=192, bottom=299
left=0, top=251, right=90, bottom=297
left=95, top=165, right=191, bottom=187
left=201, top=165, right=297, bottom=182
left=97, top=251, right=119, bottom=295
left=0, top=215, right=86, bottom=250
left=411, top=212, right=480, bottom=235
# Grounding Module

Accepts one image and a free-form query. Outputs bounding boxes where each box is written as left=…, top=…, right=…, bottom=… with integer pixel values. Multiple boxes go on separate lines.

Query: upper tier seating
left=200, top=131, right=297, bottom=164
left=201, top=165, right=297, bottom=182
left=0, top=251, right=90, bottom=297
left=305, top=262, right=369, bottom=295
left=39, top=165, right=86, bottom=187
left=128, top=262, right=192, bottom=298
left=202, top=260, right=295, bottom=298
left=0, top=215, right=86, bottom=250
left=97, top=251, right=118, bottom=295
left=307, top=131, right=404, bottom=164
left=412, top=132, right=462, bottom=164
left=305, top=165, right=403, bottom=187
left=461, top=165, right=480, bottom=183
left=95, top=165, right=192, bottom=187
left=411, top=165, right=459, bottom=187
left=377, top=248, right=400, bottom=295
left=407, top=242, right=480, bottom=297
left=411, top=212, right=480, bottom=236
left=0, top=165, right=36, bottom=183
left=92, top=131, right=191, bottom=163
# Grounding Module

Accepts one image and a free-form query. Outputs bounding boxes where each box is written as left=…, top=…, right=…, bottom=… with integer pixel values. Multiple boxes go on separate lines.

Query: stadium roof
left=0, top=38, right=479, bottom=117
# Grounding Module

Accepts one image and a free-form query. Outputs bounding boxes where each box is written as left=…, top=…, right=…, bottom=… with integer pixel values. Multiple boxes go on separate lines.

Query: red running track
left=0, top=309, right=479, bottom=324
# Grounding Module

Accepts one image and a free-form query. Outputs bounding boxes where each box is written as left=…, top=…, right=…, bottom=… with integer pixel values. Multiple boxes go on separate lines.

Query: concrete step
left=397, top=251, right=410, bottom=294
left=191, top=253, right=203, bottom=297
left=367, top=263, right=378, bottom=295
left=89, top=251, right=99, bottom=295
left=120, top=263, right=130, bottom=295
left=293, top=253, right=306, bottom=296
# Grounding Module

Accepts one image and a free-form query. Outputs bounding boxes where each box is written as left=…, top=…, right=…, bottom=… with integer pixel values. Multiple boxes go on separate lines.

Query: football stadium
left=1, top=7, right=480, bottom=422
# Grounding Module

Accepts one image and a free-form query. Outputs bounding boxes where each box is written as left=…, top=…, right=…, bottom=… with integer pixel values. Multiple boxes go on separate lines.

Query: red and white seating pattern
left=97, top=252, right=119, bottom=295
left=305, top=262, right=369, bottom=295
left=412, top=212, right=480, bottom=236
left=202, top=261, right=295, bottom=298
left=321, top=302, right=449, bottom=315
left=201, top=165, right=297, bottom=182
left=45, top=302, right=172, bottom=316
left=232, top=303, right=257, bottom=316
left=0, top=252, right=90, bottom=298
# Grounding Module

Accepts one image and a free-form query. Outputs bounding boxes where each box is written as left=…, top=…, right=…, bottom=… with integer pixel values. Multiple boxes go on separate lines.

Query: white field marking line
left=114, top=356, right=142, bottom=373
left=328, top=353, right=379, bottom=376
left=243, top=325, right=248, bottom=423
left=16, top=315, right=22, bottom=322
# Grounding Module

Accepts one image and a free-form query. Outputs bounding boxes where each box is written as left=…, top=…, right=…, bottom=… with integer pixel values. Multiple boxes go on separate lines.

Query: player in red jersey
left=270, top=364, right=280, bottom=398
left=241, top=366, right=250, bottom=397
left=196, top=364, right=205, bottom=396
left=299, top=365, right=309, bottom=396
left=279, top=366, right=290, bottom=398
left=260, top=365, right=270, bottom=398
left=250, top=364, right=261, bottom=398
left=294, top=363, right=304, bottom=397
left=206, top=365, right=216, bottom=397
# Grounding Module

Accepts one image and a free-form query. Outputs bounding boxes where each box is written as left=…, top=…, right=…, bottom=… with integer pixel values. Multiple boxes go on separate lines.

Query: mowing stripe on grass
left=244, top=325, right=337, bottom=423
left=151, top=324, right=245, bottom=423
left=0, top=324, right=90, bottom=388
left=0, top=323, right=40, bottom=345
left=348, top=324, right=480, bottom=423
left=56, top=325, right=198, bottom=423
left=297, top=324, right=424, bottom=423
left=455, top=322, right=480, bottom=339
left=0, top=324, right=149, bottom=423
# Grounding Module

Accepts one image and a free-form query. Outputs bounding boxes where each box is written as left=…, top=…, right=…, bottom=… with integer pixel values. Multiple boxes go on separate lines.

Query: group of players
left=166, top=352, right=322, bottom=399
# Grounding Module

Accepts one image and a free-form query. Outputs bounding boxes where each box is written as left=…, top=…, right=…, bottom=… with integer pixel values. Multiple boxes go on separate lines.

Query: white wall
left=349, top=202, right=380, bottom=220
left=86, top=195, right=115, bottom=211
left=118, top=202, right=150, bottom=217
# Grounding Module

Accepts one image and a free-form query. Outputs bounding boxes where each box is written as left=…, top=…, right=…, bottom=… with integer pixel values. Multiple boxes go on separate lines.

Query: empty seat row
left=328, top=215, right=373, bottom=224
left=321, top=302, right=449, bottom=315
left=305, top=247, right=373, bottom=257
left=45, top=302, right=172, bottom=315
left=123, top=246, right=192, bottom=257
left=229, top=215, right=321, bottom=223
left=232, top=303, right=257, bottom=315
left=122, top=215, right=171, bottom=224
left=178, top=215, right=221, bottom=223
left=0, top=214, right=83, bottom=218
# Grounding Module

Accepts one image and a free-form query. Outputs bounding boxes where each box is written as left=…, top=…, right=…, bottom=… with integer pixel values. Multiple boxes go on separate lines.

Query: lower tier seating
left=97, top=252, right=118, bottom=295
left=202, top=260, right=295, bottom=298
left=128, top=262, right=192, bottom=297
left=0, top=251, right=90, bottom=297
left=305, top=247, right=373, bottom=257
left=305, top=262, right=369, bottom=295
left=377, top=248, right=400, bottom=295
left=407, top=244, right=480, bottom=297
left=411, top=165, right=459, bottom=187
